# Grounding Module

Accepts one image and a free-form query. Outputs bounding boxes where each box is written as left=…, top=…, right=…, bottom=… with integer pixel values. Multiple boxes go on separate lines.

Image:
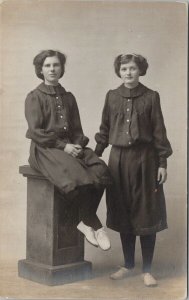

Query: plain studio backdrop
left=0, top=0, right=187, bottom=296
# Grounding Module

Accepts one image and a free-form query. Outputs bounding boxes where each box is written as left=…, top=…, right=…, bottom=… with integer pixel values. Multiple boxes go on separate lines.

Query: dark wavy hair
left=114, top=54, right=148, bottom=78
left=33, top=50, right=66, bottom=80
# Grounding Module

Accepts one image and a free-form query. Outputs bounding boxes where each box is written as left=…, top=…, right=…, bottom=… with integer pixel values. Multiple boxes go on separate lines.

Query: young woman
left=25, top=50, right=112, bottom=251
left=95, top=54, right=173, bottom=286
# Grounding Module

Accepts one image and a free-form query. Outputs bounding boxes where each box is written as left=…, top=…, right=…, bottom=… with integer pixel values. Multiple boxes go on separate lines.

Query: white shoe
left=110, top=267, right=132, bottom=280
left=94, top=227, right=111, bottom=251
left=77, top=221, right=98, bottom=247
left=142, top=273, right=157, bottom=287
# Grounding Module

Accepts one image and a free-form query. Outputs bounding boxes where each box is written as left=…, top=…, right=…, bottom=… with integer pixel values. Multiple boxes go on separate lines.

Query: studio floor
left=0, top=260, right=187, bottom=300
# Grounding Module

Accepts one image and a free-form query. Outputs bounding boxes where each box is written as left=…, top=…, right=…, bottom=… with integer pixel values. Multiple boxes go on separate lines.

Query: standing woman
left=25, top=50, right=112, bottom=251
left=95, top=54, right=173, bottom=286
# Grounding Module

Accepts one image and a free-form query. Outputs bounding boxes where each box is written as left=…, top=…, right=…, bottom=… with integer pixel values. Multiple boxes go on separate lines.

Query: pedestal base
left=18, top=259, right=92, bottom=286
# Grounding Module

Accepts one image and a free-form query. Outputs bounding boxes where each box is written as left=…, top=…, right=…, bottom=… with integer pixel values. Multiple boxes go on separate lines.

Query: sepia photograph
left=0, top=0, right=187, bottom=299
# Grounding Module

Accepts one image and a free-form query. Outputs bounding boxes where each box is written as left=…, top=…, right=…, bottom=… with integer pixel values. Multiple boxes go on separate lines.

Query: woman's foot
left=142, top=273, right=157, bottom=287
left=77, top=221, right=98, bottom=246
left=110, top=267, right=133, bottom=280
left=94, top=227, right=111, bottom=250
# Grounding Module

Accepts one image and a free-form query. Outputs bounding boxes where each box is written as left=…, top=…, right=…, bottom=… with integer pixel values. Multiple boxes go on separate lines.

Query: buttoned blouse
left=25, top=82, right=89, bottom=149
left=95, top=83, right=173, bottom=168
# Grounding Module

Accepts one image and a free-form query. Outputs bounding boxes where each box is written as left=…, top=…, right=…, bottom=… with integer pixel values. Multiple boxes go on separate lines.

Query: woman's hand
left=157, top=167, right=167, bottom=184
left=64, top=144, right=82, bottom=158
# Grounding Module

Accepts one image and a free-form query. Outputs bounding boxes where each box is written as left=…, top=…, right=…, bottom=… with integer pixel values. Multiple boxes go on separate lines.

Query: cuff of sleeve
left=56, top=139, right=67, bottom=150
left=74, top=136, right=89, bottom=148
left=79, top=136, right=89, bottom=148
left=95, top=144, right=105, bottom=157
left=159, top=157, right=167, bottom=169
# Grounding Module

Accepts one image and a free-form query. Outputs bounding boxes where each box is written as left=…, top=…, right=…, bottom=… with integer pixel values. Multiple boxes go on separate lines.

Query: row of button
left=55, top=96, right=65, bottom=121
left=126, top=99, right=132, bottom=145
left=55, top=94, right=67, bottom=128
left=55, top=96, right=68, bottom=131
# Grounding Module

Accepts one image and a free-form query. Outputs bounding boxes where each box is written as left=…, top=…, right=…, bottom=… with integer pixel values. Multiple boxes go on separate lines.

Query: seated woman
left=25, top=49, right=112, bottom=250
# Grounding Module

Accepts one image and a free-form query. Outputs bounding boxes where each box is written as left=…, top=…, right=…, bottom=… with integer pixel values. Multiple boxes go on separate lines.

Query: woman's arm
left=151, top=91, right=173, bottom=169
left=69, top=93, right=89, bottom=148
left=95, top=91, right=110, bottom=157
left=25, top=92, right=57, bottom=147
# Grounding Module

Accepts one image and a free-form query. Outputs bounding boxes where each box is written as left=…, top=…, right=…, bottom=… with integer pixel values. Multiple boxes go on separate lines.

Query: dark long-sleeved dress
left=25, top=82, right=111, bottom=195
left=95, top=83, right=173, bottom=235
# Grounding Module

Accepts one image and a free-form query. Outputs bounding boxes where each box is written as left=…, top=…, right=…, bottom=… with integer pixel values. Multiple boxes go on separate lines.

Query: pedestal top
left=19, top=165, right=45, bottom=179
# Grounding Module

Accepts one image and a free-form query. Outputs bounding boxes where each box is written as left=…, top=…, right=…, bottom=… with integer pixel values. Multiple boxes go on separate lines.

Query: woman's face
left=119, top=60, right=140, bottom=87
left=41, top=56, right=62, bottom=85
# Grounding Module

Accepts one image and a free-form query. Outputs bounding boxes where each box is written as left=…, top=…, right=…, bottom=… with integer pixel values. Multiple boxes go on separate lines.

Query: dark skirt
left=106, top=143, right=168, bottom=235
left=28, top=141, right=111, bottom=195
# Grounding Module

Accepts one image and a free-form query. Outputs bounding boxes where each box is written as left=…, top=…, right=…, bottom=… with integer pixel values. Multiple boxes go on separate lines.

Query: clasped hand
left=64, top=144, right=83, bottom=158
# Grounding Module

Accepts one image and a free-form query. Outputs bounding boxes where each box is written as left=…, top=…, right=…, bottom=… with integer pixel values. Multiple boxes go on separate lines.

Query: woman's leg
left=140, top=234, right=156, bottom=273
left=110, top=232, right=136, bottom=279
left=77, top=186, right=111, bottom=250
left=140, top=234, right=157, bottom=287
left=79, top=186, right=103, bottom=230
left=120, top=232, right=136, bottom=269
